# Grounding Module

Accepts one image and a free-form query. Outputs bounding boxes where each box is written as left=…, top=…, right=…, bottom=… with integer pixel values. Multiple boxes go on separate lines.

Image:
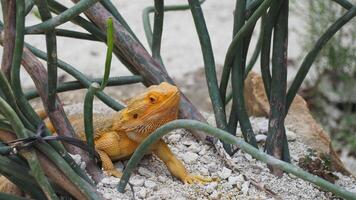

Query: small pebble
left=205, top=182, right=218, bottom=193
left=138, top=167, right=154, bottom=178
left=286, top=130, right=296, bottom=141
left=144, top=180, right=158, bottom=190
left=137, top=188, right=147, bottom=199
left=241, top=181, right=250, bottom=195
left=209, top=191, right=220, bottom=200
left=129, top=176, right=144, bottom=186
left=182, top=152, right=198, bottom=164
left=168, top=134, right=181, bottom=143
left=218, top=167, right=232, bottom=180
left=255, top=134, right=267, bottom=142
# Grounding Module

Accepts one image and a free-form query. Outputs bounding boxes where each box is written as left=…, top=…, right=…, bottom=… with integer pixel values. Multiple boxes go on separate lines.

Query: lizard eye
left=149, top=96, right=157, bottom=104
left=133, top=113, right=138, bottom=119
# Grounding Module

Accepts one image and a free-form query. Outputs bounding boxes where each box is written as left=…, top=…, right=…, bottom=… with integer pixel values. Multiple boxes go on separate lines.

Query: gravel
left=91, top=116, right=356, bottom=200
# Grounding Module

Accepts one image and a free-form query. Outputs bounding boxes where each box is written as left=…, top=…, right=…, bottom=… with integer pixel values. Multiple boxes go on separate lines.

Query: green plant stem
left=0, top=71, right=33, bottom=129
left=26, top=0, right=100, bottom=34
left=245, top=15, right=264, bottom=76
left=84, top=83, right=100, bottom=158
left=260, top=0, right=284, bottom=101
left=332, top=0, right=353, bottom=10
left=25, top=0, right=35, bottom=16
left=151, top=0, right=165, bottom=66
left=27, top=29, right=99, bottom=41
left=225, top=15, right=265, bottom=105
left=220, top=0, right=272, bottom=105
left=84, top=17, right=114, bottom=158
left=230, top=0, right=258, bottom=148
left=117, top=119, right=356, bottom=200
left=25, top=76, right=143, bottom=100
left=188, top=0, right=228, bottom=140
left=0, top=154, right=45, bottom=199
left=0, top=192, right=30, bottom=200
left=100, top=0, right=142, bottom=46
left=35, top=0, right=58, bottom=112
left=286, top=6, right=356, bottom=111
left=265, top=0, right=290, bottom=176
left=25, top=44, right=125, bottom=111
left=0, top=97, right=58, bottom=199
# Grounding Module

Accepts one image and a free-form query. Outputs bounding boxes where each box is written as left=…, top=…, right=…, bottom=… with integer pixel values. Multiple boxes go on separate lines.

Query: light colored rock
left=255, top=134, right=267, bottom=143
left=241, top=181, right=250, bottom=195
left=188, top=143, right=201, bottom=153
left=209, top=191, right=220, bottom=200
left=199, top=167, right=209, bottom=176
left=205, top=182, right=218, bottom=194
left=168, top=134, right=181, bottom=143
left=228, top=175, right=242, bottom=186
left=207, top=162, right=218, bottom=173
left=103, top=193, right=111, bottom=199
left=182, top=152, right=198, bottom=164
left=286, top=130, right=297, bottom=141
left=144, top=180, right=158, bottom=190
left=218, top=167, right=232, bottom=180
left=137, top=188, right=147, bottom=199
left=129, top=176, right=144, bottom=187
left=158, top=175, right=167, bottom=182
left=244, top=153, right=253, bottom=161
left=138, top=167, right=154, bottom=178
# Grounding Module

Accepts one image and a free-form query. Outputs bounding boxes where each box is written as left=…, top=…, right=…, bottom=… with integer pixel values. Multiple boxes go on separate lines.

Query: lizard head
left=113, top=82, right=180, bottom=142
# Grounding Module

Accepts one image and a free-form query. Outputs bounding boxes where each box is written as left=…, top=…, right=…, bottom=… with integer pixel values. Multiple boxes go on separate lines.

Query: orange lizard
left=44, top=82, right=209, bottom=184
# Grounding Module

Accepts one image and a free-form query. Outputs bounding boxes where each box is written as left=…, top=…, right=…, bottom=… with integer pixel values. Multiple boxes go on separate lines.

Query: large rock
left=244, top=72, right=350, bottom=175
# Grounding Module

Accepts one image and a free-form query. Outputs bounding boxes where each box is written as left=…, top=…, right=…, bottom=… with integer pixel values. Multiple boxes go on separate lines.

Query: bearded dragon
left=44, top=82, right=208, bottom=184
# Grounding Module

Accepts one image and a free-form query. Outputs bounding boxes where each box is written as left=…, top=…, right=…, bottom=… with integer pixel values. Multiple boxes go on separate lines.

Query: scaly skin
left=46, top=82, right=210, bottom=184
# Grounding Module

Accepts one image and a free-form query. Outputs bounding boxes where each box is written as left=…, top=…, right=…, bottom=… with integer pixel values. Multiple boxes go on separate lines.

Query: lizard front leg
left=153, top=139, right=211, bottom=184
left=95, top=132, right=127, bottom=178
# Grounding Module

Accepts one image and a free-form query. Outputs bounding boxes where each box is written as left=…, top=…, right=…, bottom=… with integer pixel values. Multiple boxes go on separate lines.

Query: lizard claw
left=106, top=169, right=123, bottom=178
left=183, top=174, right=215, bottom=184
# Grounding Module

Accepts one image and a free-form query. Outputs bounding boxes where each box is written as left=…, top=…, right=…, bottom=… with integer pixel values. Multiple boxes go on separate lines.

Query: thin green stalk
left=143, top=0, right=206, bottom=48
left=100, top=0, right=143, bottom=46
left=188, top=0, right=228, bottom=138
left=245, top=0, right=263, bottom=18
left=84, top=83, right=100, bottom=157
left=27, top=29, right=99, bottom=41
left=0, top=155, right=45, bottom=199
left=0, top=96, right=58, bottom=199
left=230, top=0, right=257, bottom=147
left=260, top=0, right=284, bottom=101
left=26, top=76, right=143, bottom=100
left=220, top=0, right=272, bottom=105
left=35, top=0, right=58, bottom=112
left=151, top=0, right=165, bottom=66
left=245, top=15, right=265, bottom=76
left=25, top=0, right=35, bottom=16
left=26, top=0, right=100, bottom=34
left=332, top=0, right=353, bottom=10
left=47, top=0, right=107, bottom=41
left=0, top=71, right=34, bottom=130
left=84, top=18, right=114, bottom=157
left=25, top=44, right=125, bottom=111
left=265, top=0, right=290, bottom=176
left=117, top=120, right=356, bottom=200
left=11, top=0, right=43, bottom=127
left=0, top=192, right=30, bottom=200
left=286, top=6, right=356, bottom=111
left=225, top=16, right=264, bottom=105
